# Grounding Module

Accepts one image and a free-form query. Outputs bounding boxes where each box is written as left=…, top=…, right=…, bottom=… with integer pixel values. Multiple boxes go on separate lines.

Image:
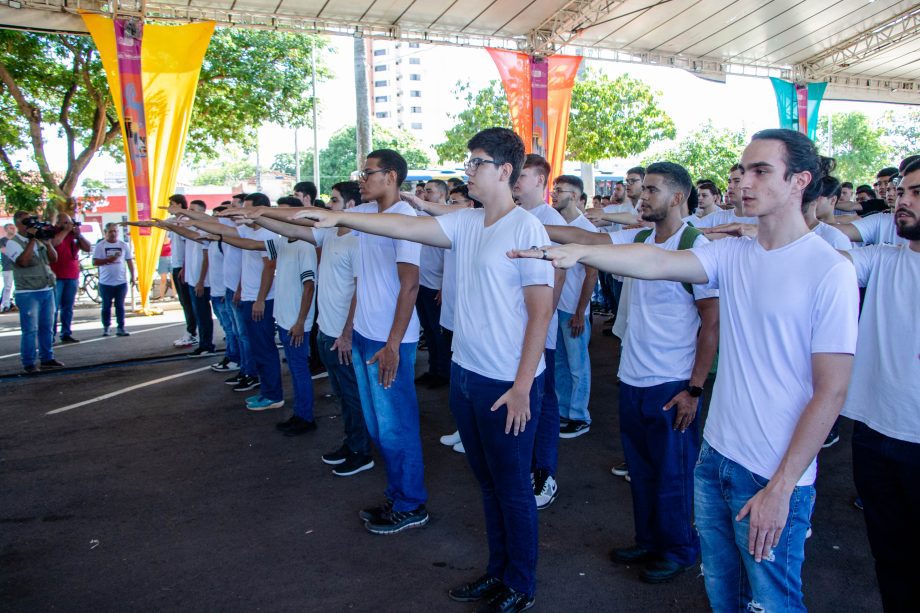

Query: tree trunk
left=354, top=36, right=372, bottom=172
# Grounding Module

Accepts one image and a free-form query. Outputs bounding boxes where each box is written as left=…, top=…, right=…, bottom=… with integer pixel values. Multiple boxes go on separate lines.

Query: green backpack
left=633, top=225, right=702, bottom=296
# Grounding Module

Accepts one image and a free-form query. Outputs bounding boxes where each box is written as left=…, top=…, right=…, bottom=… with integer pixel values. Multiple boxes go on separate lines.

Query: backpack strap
left=632, top=229, right=653, bottom=244
left=677, top=225, right=703, bottom=295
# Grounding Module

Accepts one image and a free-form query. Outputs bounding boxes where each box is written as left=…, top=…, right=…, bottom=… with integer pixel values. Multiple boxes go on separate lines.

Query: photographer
left=50, top=208, right=92, bottom=343
left=5, top=211, right=64, bottom=374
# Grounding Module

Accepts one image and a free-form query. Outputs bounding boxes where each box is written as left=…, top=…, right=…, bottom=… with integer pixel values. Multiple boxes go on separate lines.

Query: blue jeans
left=555, top=311, right=592, bottom=423
left=227, top=289, right=255, bottom=377
left=17, top=289, right=55, bottom=367
left=211, top=294, right=240, bottom=364
left=351, top=331, right=426, bottom=512
left=278, top=325, right=314, bottom=421
left=532, top=348, right=558, bottom=475
left=54, top=277, right=78, bottom=338
left=415, top=285, right=450, bottom=378
left=694, top=440, right=815, bottom=613
left=189, top=286, right=214, bottom=351
left=99, top=283, right=127, bottom=330
left=620, top=380, right=699, bottom=566
left=450, top=364, right=543, bottom=597
left=238, top=300, right=282, bottom=402
left=318, top=330, right=370, bottom=455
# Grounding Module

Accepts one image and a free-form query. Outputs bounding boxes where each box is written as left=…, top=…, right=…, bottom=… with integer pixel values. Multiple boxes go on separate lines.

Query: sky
left=11, top=33, right=914, bottom=187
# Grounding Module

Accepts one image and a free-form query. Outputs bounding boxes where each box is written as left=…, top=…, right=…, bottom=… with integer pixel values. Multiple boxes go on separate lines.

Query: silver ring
left=541, top=249, right=549, bottom=261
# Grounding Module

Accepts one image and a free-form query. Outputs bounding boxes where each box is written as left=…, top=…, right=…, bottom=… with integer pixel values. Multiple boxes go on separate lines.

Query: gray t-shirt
left=0, top=237, right=13, bottom=271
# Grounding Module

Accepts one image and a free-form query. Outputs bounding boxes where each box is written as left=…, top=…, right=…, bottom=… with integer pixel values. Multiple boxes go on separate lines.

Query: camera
left=21, top=216, right=57, bottom=241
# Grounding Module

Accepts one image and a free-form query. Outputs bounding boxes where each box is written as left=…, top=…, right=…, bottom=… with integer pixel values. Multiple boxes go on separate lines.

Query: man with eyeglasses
left=292, top=128, right=554, bottom=613
left=415, top=179, right=451, bottom=389
left=513, top=153, right=567, bottom=511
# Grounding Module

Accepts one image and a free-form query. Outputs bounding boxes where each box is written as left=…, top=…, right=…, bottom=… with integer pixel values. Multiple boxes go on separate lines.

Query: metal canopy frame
left=1, top=0, right=918, bottom=103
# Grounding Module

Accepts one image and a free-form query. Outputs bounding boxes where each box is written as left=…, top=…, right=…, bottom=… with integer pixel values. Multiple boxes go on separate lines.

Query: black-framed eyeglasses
left=552, top=188, right=577, bottom=195
left=358, top=168, right=389, bottom=181
left=625, top=178, right=642, bottom=185
left=464, top=157, right=503, bottom=173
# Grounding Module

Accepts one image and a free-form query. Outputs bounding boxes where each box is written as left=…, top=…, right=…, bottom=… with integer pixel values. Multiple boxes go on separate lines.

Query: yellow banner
left=82, top=14, right=215, bottom=312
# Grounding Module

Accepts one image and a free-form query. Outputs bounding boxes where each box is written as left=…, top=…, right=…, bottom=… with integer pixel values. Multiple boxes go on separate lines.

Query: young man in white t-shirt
left=295, top=129, right=554, bottom=612
left=694, top=164, right=759, bottom=230
left=549, top=175, right=598, bottom=439
left=513, top=153, right=566, bottom=510
left=204, top=202, right=241, bottom=373
left=415, top=179, right=451, bottom=388
left=513, top=129, right=859, bottom=612
left=840, top=159, right=920, bottom=611
left=92, top=223, right=135, bottom=337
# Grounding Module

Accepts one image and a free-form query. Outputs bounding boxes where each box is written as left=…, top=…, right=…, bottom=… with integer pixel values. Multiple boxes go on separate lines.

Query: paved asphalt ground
left=1, top=302, right=881, bottom=611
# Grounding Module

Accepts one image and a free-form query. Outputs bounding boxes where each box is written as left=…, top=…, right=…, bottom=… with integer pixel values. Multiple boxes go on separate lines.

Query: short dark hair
left=213, top=205, right=228, bottom=214
left=840, top=181, right=853, bottom=190
left=426, top=179, right=449, bottom=199
left=313, top=198, right=326, bottom=208
left=855, top=184, right=877, bottom=198
left=189, top=199, right=207, bottom=209
left=554, top=174, right=584, bottom=194
left=293, top=181, right=318, bottom=203
left=169, top=194, right=188, bottom=208
left=626, top=166, right=646, bottom=179
left=277, top=196, right=303, bottom=207
left=750, top=129, right=830, bottom=203
left=820, top=176, right=841, bottom=200
left=592, top=194, right=601, bottom=201
left=876, top=167, right=899, bottom=180
left=579, top=192, right=588, bottom=204
left=220, top=200, right=232, bottom=206
left=730, top=163, right=742, bottom=174
left=332, top=181, right=361, bottom=207
left=467, top=128, right=526, bottom=187
left=899, top=155, right=919, bottom=174
left=244, top=192, right=271, bottom=207
left=367, top=149, right=408, bottom=185
left=416, top=181, right=426, bottom=188
left=523, top=154, right=552, bottom=186
left=447, top=177, right=464, bottom=189
left=697, top=180, right=721, bottom=197
left=450, top=184, right=483, bottom=208
left=646, top=161, right=693, bottom=202
left=232, top=193, right=248, bottom=202
left=614, top=180, right=625, bottom=186
left=13, top=210, right=30, bottom=222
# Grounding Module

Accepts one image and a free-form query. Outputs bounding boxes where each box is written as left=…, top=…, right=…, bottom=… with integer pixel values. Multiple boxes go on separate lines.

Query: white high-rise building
left=368, top=40, right=431, bottom=138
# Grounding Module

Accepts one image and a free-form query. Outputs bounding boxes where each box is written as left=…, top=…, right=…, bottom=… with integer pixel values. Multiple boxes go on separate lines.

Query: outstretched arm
left=544, top=224, right=613, bottom=246
left=294, top=209, right=451, bottom=249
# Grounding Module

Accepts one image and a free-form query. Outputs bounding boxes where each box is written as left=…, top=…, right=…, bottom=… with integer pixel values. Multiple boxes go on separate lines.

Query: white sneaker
left=452, top=441, right=465, bottom=454
left=440, top=431, right=462, bottom=446
left=173, top=334, right=191, bottom=346
left=535, top=474, right=558, bottom=510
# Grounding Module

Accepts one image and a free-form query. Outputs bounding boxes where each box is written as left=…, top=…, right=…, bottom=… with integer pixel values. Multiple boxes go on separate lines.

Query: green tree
left=192, top=160, right=257, bottom=186
left=0, top=29, right=328, bottom=211
left=881, top=108, right=920, bottom=164
left=433, top=73, right=675, bottom=164
left=816, top=112, right=891, bottom=185
left=645, top=122, right=746, bottom=191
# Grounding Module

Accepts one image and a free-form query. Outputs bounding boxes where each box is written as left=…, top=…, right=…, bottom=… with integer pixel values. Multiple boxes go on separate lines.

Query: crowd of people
left=6, top=126, right=917, bottom=613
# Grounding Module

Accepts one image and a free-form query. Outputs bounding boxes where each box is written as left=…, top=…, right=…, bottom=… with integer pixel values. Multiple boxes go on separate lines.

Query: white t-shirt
left=851, top=212, right=908, bottom=246
left=93, top=239, right=134, bottom=286
left=265, top=237, right=317, bottom=331
left=842, top=245, right=920, bottom=443
left=206, top=237, right=225, bottom=296
left=183, top=233, right=209, bottom=287
left=524, top=203, right=564, bottom=350
left=351, top=201, right=421, bottom=344
left=691, top=233, right=859, bottom=486
left=600, top=203, right=637, bottom=233
left=237, top=225, right=276, bottom=302
left=418, top=244, right=445, bottom=290
left=611, top=225, right=719, bottom=387
left=169, top=232, right=185, bottom=268
left=557, top=214, right=597, bottom=316
left=694, top=208, right=758, bottom=229
left=314, top=228, right=359, bottom=338
left=440, top=248, right=458, bottom=331
left=812, top=222, right=851, bottom=250
left=436, top=207, right=554, bottom=381
left=220, top=218, right=242, bottom=294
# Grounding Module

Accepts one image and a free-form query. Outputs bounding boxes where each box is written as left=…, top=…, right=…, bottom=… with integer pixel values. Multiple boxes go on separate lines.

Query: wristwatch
left=687, top=385, right=704, bottom=398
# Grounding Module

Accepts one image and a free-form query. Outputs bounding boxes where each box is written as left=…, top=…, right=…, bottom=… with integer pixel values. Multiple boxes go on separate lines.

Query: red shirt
left=161, top=240, right=172, bottom=257
left=50, top=234, right=82, bottom=280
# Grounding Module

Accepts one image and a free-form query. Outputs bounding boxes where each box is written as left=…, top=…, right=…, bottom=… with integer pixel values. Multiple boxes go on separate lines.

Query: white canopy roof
left=2, top=0, right=918, bottom=103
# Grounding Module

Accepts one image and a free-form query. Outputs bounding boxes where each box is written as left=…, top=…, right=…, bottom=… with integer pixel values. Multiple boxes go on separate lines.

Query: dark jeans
left=853, top=421, right=920, bottom=612
left=238, top=300, right=282, bottom=402
left=450, top=364, right=543, bottom=597
left=99, top=282, right=128, bottom=330
left=172, top=267, right=196, bottom=336
left=189, top=286, right=214, bottom=351
left=532, top=349, right=558, bottom=476
left=226, top=289, right=255, bottom=377
left=54, top=277, right=78, bottom=338
left=278, top=325, right=314, bottom=420
left=317, top=330, right=370, bottom=455
left=415, top=285, right=450, bottom=378
left=620, top=380, right=700, bottom=566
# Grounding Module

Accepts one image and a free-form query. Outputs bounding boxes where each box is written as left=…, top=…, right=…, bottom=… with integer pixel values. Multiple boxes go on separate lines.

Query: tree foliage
left=816, top=112, right=891, bottom=185
left=0, top=28, right=328, bottom=211
left=881, top=108, right=920, bottom=164
left=645, top=122, right=746, bottom=191
left=273, top=123, right=430, bottom=193
left=192, top=160, right=258, bottom=186
left=433, top=72, right=675, bottom=165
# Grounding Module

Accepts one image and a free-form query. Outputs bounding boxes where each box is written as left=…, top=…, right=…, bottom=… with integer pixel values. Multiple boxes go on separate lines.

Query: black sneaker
left=332, top=453, right=374, bottom=477
left=322, top=444, right=351, bottom=466
left=40, top=359, right=65, bottom=369
left=559, top=420, right=590, bottom=439
left=211, top=357, right=231, bottom=371
left=476, top=585, right=534, bottom=613
left=60, top=335, right=80, bottom=344
left=639, top=558, right=693, bottom=584
left=275, top=415, right=302, bottom=432
left=822, top=430, right=840, bottom=448
left=23, top=364, right=39, bottom=375
left=365, top=505, right=429, bottom=535
left=611, top=462, right=629, bottom=477
left=359, top=499, right=393, bottom=523
left=232, top=375, right=260, bottom=392
left=224, top=373, right=243, bottom=385
left=610, top=545, right=655, bottom=565
left=282, top=417, right=317, bottom=437
left=448, top=574, right=503, bottom=602
left=188, top=347, right=217, bottom=358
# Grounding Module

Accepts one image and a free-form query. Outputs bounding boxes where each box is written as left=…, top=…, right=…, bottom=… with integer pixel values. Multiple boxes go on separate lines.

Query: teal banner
left=769, top=77, right=827, bottom=141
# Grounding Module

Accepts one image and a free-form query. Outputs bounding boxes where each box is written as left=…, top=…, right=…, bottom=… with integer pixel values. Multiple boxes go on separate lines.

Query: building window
left=408, top=43, right=420, bottom=48
left=376, top=112, right=390, bottom=118
left=410, top=90, right=421, bottom=98
left=409, top=74, right=421, bottom=81
left=374, top=80, right=388, bottom=87
left=373, top=49, right=386, bottom=56
left=375, top=96, right=388, bottom=103
left=410, top=106, right=422, bottom=113
left=411, top=122, right=423, bottom=129
left=409, top=57, right=421, bottom=65
left=374, top=65, right=387, bottom=72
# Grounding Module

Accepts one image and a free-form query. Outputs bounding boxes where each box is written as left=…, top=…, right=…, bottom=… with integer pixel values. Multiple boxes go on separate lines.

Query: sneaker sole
left=225, top=380, right=243, bottom=386
left=247, top=401, right=284, bottom=411
left=559, top=427, right=590, bottom=439
left=365, top=514, right=429, bottom=535
left=321, top=456, right=348, bottom=466
left=611, top=467, right=629, bottom=477
left=536, top=490, right=558, bottom=511
left=332, top=460, right=375, bottom=477
left=233, top=384, right=260, bottom=392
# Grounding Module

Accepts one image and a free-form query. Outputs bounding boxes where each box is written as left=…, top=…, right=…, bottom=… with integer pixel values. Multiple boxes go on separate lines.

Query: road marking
left=0, top=322, right=183, bottom=360
left=47, top=366, right=212, bottom=415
